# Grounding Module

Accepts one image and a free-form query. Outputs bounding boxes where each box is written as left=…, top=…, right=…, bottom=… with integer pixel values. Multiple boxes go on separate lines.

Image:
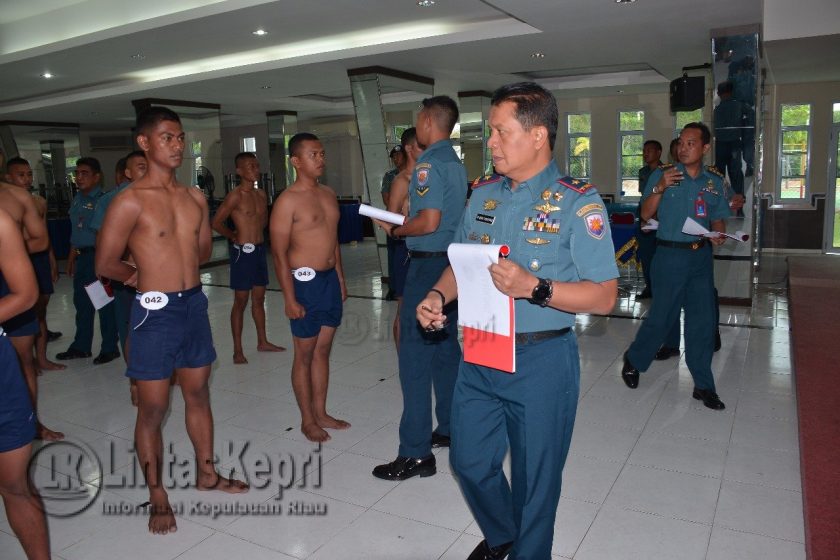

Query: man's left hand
left=489, top=259, right=538, bottom=299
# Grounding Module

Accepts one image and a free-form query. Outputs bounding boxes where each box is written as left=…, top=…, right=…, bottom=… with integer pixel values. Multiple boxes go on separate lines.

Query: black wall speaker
left=670, top=75, right=705, bottom=112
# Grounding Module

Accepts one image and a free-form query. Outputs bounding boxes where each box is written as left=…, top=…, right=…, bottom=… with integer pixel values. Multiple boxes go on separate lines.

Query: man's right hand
left=416, top=293, right=446, bottom=331
left=657, top=167, right=684, bottom=192
left=284, top=299, right=306, bottom=320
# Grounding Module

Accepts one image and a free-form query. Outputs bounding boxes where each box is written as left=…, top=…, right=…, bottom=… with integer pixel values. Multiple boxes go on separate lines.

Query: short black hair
left=491, top=82, right=558, bottom=150
left=683, top=122, right=712, bottom=145
left=115, top=157, right=127, bottom=175
left=400, top=127, right=417, bottom=148
left=76, top=157, right=102, bottom=174
left=643, top=140, right=663, bottom=152
left=717, top=81, right=734, bottom=96
left=5, top=156, right=30, bottom=169
left=420, top=96, right=460, bottom=134
left=288, top=132, right=320, bottom=158
left=125, top=150, right=146, bottom=163
left=234, top=152, right=257, bottom=168
left=136, top=106, right=181, bottom=137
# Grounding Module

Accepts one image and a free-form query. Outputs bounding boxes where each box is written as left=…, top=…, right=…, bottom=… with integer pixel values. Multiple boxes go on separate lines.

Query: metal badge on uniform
left=695, top=196, right=707, bottom=218
left=480, top=234, right=491, bottom=244
left=483, top=199, right=500, bottom=211
left=475, top=213, right=495, bottom=225
left=526, top=237, right=550, bottom=245
left=294, top=267, right=316, bottom=282
left=584, top=213, right=606, bottom=240
left=534, top=201, right=561, bottom=214
left=468, top=232, right=479, bottom=241
left=140, top=291, right=169, bottom=311
left=552, top=191, right=563, bottom=202
left=528, top=258, right=541, bottom=271
left=242, top=243, right=256, bottom=254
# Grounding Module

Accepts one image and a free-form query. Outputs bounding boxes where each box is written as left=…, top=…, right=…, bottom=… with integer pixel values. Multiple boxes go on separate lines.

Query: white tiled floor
left=1, top=241, right=806, bottom=559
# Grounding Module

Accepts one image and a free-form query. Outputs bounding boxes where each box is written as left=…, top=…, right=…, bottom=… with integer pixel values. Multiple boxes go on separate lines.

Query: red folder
left=462, top=297, right=516, bottom=373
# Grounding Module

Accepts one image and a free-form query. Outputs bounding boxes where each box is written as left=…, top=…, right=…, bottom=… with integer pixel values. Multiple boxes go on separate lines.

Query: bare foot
left=130, top=384, right=139, bottom=407
left=38, top=359, right=67, bottom=371
left=196, top=471, right=250, bottom=494
left=148, top=498, right=177, bottom=535
left=257, top=341, right=286, bottom=352
left=35, top=423, right=64, bottom=441
left=316, top=414, right=351, bottom=430
left=301, top=422, right=331, bottom=442
left=233, top=352, right=248, bottom=365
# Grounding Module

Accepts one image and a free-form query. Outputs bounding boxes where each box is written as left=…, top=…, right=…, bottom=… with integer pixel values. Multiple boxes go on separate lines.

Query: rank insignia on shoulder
left=576, top=203, right=604, bottom=217
left=584, top=213, right=606, bottom=240
left=526, top=237, right=550, bottom=245
left=471, top=174, right=502, bottom=189
left=706, top=165, right=724, bottom=178
left=415, top=186, right=430, bottom=197
left=557, top=176, right=595, bottom=194
left=483, top=199, right=500, bottom=211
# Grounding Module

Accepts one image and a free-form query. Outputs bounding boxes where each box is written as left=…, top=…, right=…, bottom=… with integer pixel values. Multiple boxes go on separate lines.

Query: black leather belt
left=408, top=250, right=448, bottom=259
left=514, top=327, right=571, bottom=345
left=656, top=239, right=706, bottom=250
left=75, top=246, right=95, bottom=255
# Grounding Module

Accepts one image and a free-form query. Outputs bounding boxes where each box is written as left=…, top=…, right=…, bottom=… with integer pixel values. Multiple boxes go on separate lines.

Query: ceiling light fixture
left=261, top=85, right=272, bottom=89
left=131, top=53, right=146, bottom=61
left=252, top=29, right=268, bottom=36
left=41, top=72, right=53, bottom=79
left=615, top=0, right=636, bottom=3
left=417, top=0, right=435, bottom=6
left=531, top=52, right=545, bottom=59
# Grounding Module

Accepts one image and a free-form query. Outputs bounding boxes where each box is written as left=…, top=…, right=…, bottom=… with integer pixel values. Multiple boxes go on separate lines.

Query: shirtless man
left=0, top=177, right=63, bottom=441
left=5, top=157, right=65, bottom=372
left=96, top=107, right=248, bottom=535
left=270, top=133, right=349, bottom=443
left=385, top=127, right=421, bottom=350
left=211, top=152, right=284, bottom=364
left=0, top=208, right=50, bottom=560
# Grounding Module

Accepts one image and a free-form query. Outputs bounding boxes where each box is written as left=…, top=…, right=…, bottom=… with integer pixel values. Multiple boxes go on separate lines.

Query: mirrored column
left=266, top=110, right=298, bottom=203
left=458, top=92, right=492, bottom=181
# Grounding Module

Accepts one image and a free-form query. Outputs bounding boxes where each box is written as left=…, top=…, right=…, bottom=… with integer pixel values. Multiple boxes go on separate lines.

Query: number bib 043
left=140, top=291, right=169, bottom=311
left=242, top=243, right=256, bottom=254
left=293, top=267, right=316, bottom=282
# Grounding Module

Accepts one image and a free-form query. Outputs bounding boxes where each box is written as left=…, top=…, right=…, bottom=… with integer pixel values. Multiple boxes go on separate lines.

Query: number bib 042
left=140, top=291, right=169, bottom=311
left=293, top=267, right=316, bottom=282
left=242, top=243, right=256, bottom=254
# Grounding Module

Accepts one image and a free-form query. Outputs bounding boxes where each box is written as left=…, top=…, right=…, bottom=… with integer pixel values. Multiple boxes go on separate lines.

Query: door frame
left=824, top=123, right=840, bottom=253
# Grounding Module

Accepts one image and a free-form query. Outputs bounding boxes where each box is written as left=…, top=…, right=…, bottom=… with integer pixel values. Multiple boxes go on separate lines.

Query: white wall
left=764, top=0, right=840, bottom=41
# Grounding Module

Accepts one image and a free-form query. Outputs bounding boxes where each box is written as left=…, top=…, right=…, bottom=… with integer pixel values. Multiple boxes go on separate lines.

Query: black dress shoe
left=714, top=330, right=722, bottom=352
left=621, top=352, right=639, bottom=389
left=467, top=539, right=513, bottom=560
left=654, top=346, right=680, bottom=361
left=372, top=455, right=436, bottom=480
left=47, top=330, right=63, bottom=342
left=431, top=431, right=450, bottom=448
left=692, top=388, right=726, bottom=410
left=93, top=351, right=120, bottom=365
left=637, top=286, right=652, bottom=300
left=56, top=348, right=92, bottom=360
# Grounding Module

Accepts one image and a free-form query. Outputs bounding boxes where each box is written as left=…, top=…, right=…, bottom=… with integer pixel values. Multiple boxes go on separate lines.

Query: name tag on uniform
left=475, top=213, right=495, bottom=225
left=294, top=267, right=316, bottom=282
left=242, top=243, right=256, bottom=253
left=140, top=291, right=169, bottom=310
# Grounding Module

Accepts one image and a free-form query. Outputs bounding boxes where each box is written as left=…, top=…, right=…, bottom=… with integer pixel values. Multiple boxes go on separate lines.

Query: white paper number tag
left=242, top=243, right=256, bottom=254
left=293, top=267, right=316, bottom=282
left=140, top=291, right=169, bottom=310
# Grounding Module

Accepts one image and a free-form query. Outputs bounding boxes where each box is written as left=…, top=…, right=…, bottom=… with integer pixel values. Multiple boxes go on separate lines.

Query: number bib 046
left=140, top=291, right=169, bottom=311
left=294, top=267, right=316, bottom=282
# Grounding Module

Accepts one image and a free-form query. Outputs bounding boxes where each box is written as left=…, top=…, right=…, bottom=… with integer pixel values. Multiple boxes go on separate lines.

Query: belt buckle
left=75, top=248, right=82, bottom=256
left=690, top=241, right=701, bottom=250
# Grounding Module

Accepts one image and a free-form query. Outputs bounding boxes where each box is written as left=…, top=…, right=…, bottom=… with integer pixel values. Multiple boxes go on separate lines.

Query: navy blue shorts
left=0, top=333, right=36, bottom=453
left=31, top=250, right=54, bottom=295
left=290, top=268, right=342, bottom=338
left=392, top=241, right=409, bottom=297
left=229, top=243, right=269, bottom=291
left=126, top=285, right=217, bottom=380
left=2, top=308, right=38, bottom=337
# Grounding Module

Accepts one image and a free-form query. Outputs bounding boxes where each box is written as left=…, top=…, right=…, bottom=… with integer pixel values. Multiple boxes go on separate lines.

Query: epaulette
left=471, top=173, right=502, bottom=189
left=658, top=163, right=674, bottom=170
left=706, top=165, right=724, bottom=178
left=557, top=176, right=596, bottom=194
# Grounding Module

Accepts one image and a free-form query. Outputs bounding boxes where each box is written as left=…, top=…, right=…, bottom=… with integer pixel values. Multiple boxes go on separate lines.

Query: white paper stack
left=358, top=204, right=406, bottom=226
left=682, top=217, right=749, bottom=242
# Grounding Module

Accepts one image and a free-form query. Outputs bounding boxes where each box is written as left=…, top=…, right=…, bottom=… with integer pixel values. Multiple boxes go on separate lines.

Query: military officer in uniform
left=636, top=140, right=662, bottom=299
left=621, top=122, right=730, bottom=410
left=372, top=95, right=466, bottom=481
left=417, top=82, right=618, bottom=560
left=57, top=157, right=119, bottom=363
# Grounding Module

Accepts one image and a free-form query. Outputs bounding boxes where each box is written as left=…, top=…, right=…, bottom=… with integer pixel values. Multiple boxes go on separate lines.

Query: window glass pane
left=569, top=156, right=588, bottom=178
left=833, top=102, right=840, bottom=124
left=619, top=110, right=644, bottom=131
left=568, top=114, right=591, bottom=134
left=781, top=154, right=808, bottom=178
left=675, top=109, right=703, bottom=130
left=621, top=155, right=643, bottom=177
left=781, top=104, right=810, bottom=127
left=622, top=179, right=639, bottom=193
left=781, top=130, right=809, bottom=153
left=621, top=134, right=643, bottom=154
left=780, top=178, right=806, bottom=199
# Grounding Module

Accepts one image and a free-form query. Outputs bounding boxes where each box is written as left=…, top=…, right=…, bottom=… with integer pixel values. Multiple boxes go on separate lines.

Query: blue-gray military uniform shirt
left=90, top=181, right=130, bottom=232
left=455, top=161, right=618, bottom=331
left=69, top=186, right=104, bottom=248
left=641, top=163, right=730, bottom=242
left=406, top=139, right=467, bottom=251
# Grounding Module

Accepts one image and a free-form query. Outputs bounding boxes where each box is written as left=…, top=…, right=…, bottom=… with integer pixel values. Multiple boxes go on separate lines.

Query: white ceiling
left=2, top=0, right=827, bottom=130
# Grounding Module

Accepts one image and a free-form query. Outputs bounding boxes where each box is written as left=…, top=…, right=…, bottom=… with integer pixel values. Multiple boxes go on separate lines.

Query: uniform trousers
left=70, top=251, right=118, bottom=355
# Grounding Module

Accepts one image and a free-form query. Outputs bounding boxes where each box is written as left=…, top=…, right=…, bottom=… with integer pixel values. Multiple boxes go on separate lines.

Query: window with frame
left=618, top=110, right=645, bottom=194
left=778, top=103, right=811, bottom=200
left=674, top=109, right=703, bottom=138
left=241, top=136, right=257, bottom=153
left=566, top=113, right=591, bottom=180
